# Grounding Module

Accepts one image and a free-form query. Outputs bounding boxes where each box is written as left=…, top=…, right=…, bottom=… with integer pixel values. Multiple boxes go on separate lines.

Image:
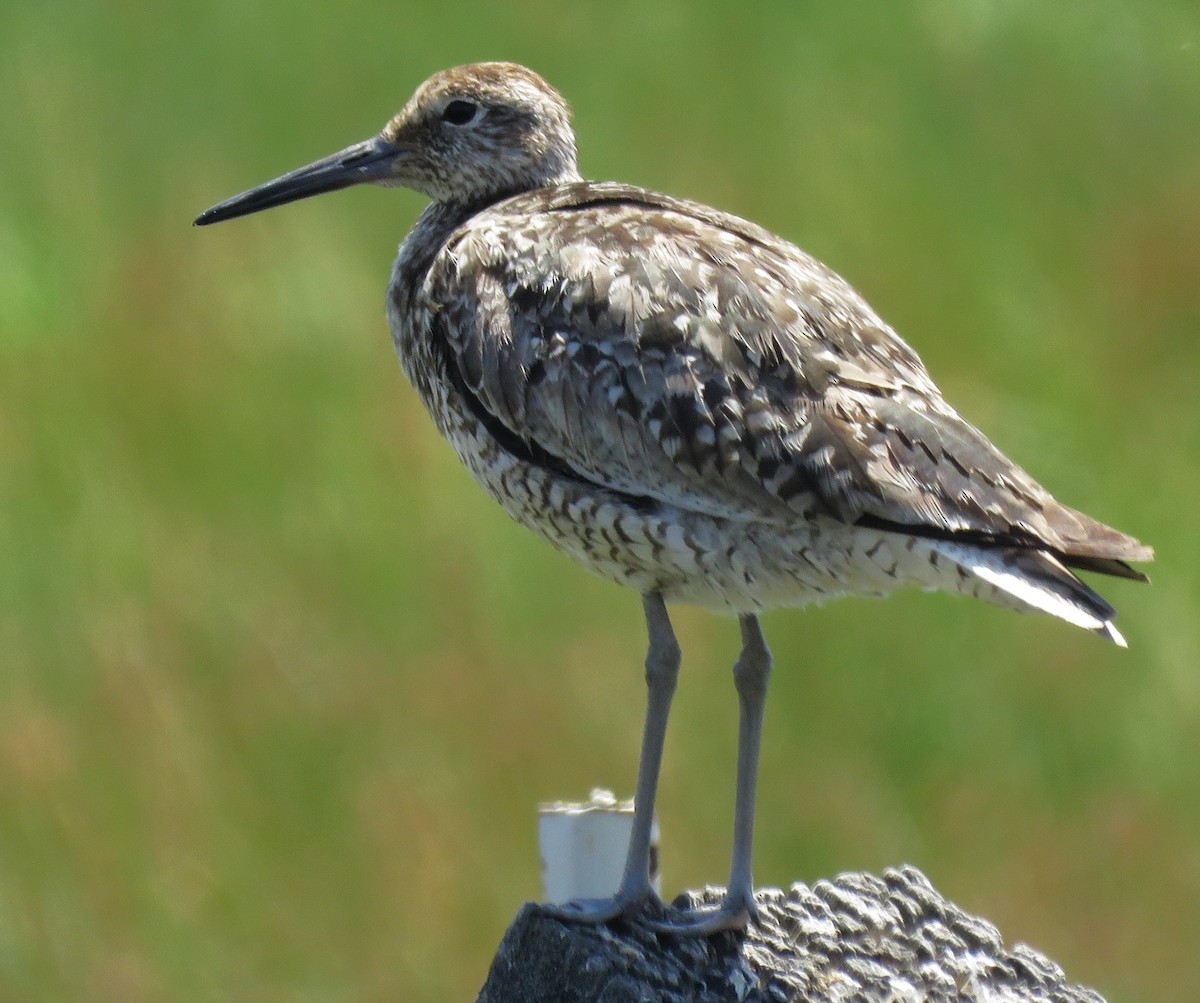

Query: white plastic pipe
left=538, top=788, right=660, bottom=904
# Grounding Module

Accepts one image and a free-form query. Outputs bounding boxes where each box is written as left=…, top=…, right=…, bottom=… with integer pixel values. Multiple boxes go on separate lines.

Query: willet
left=196, top=62, right=1152, bottom=933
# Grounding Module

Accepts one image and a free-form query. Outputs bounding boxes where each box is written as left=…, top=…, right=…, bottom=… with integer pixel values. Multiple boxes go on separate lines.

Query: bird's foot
left=538, top=885, right=662, bottom=925
left=645, top=887, right=758, bottom=935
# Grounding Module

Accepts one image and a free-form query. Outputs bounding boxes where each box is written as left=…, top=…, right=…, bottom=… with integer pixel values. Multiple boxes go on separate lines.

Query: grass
left=0, top=2, right=1197, bottom=1000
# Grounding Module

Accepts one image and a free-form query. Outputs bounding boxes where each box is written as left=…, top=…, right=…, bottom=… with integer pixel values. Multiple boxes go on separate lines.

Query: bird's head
left=195, top=62, right=580, bottom=225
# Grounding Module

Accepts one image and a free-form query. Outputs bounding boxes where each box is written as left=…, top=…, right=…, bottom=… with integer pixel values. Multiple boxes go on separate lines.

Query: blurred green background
left=1, top=1, right=1197, bottom=1000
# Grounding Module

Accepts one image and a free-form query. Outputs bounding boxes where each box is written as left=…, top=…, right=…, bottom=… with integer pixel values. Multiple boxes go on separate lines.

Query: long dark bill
left=194, top=135, right=402, bottom=226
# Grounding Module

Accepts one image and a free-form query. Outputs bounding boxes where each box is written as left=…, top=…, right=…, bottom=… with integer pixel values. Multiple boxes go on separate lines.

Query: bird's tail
left=930, top=541, right=1134, bottom=646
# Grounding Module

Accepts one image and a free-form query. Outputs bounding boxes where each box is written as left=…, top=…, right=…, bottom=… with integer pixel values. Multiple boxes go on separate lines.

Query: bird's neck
left=395, top=200, right=484, bottom=284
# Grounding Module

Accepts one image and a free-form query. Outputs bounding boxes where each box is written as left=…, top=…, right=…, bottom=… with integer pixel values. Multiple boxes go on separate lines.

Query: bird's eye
left=442, top=100, right=481, bottom=126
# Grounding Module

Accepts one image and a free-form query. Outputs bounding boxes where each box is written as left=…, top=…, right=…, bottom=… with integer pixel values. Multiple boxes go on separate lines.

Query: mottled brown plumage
left=196, top=62, right=1151, bottom=933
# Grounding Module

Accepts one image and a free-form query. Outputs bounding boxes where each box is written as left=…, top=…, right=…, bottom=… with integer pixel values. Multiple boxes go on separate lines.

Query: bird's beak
left=194, top=134, right=404, bottom=225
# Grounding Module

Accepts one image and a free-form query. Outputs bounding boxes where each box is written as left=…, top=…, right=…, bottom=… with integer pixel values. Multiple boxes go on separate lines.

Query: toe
left=645, top=890, right=757, bottom=935
left=538, top=887, right=659, bottom=925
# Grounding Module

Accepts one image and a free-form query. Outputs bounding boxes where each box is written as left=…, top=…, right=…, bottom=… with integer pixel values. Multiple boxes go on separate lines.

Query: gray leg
left=541, top=592, right=679, bottom=922
left=725, top=614, right=772, bottom=919
left=651, top=613, right=772, bottom=934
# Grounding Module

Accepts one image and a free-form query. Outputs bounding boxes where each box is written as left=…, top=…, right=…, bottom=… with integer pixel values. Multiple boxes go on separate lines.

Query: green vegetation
left=1, top=2, right=1196, bottom=1000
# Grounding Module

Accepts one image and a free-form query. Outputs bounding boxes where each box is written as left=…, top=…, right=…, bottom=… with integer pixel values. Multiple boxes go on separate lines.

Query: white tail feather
left=930, top=541, right=1126, bottom=646
left=968, top=561, right=1106, bottom=631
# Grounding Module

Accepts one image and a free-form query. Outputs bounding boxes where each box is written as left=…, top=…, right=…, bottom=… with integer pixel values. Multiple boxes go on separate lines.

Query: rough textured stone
left=477, top=867, right=1105, bottom=1003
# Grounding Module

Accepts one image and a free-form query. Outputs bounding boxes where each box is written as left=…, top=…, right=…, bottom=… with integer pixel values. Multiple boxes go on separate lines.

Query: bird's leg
left=650, top=613, right=772, bottom=935
left=540, top=592, right=679, bottom=923
left=724, top=614, right=772, bottom=922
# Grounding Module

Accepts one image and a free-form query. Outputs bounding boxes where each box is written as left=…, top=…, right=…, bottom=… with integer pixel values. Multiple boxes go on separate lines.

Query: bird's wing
left=425, top=182, right=1150, bottom=563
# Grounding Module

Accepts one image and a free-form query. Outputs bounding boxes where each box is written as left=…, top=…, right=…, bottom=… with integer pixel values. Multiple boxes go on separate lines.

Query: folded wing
left=426, top=182, right=1152, bottom=574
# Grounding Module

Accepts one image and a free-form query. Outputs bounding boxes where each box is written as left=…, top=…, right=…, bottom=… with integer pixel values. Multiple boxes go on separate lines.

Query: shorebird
left=196, top=62, right=1152, bottom=934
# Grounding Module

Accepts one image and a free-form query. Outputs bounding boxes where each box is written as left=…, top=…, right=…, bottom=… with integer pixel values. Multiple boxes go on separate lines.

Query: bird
left=195, top=61, right=1152, bottom=934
